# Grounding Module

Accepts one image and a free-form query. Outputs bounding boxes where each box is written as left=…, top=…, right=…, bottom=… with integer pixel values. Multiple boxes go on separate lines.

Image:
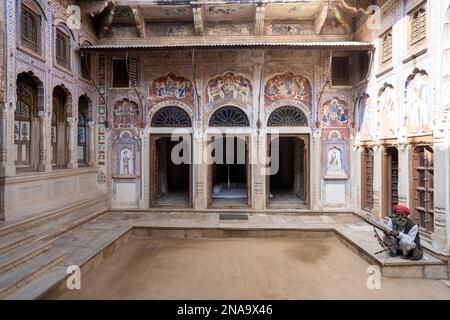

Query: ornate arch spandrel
left=264, top=71, right=313, bottom=108
left=204, top=72, right=253, bottom=111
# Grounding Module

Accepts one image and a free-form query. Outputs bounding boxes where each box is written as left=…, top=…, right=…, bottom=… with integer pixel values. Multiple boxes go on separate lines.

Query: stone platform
left=0, top=210, right=448, bottom=299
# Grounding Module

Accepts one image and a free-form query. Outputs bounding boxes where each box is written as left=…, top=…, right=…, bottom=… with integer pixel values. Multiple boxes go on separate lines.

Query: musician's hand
left=389, top=231, right=399, bottom=237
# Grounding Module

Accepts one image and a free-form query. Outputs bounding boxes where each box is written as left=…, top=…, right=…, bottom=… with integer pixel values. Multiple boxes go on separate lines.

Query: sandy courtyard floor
left=60, top=237, right=450, bottom=300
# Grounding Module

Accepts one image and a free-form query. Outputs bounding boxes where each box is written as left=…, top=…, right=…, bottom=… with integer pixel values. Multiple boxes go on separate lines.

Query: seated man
left=383, top=205, right=423, bottom=260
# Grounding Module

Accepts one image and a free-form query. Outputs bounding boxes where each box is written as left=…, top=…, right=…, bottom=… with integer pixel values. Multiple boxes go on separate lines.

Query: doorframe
left=149, top=133, right=193, bottom=207
left=266, top=133, right=310, bottom=209
left=381, top=143, right=399, bottom=218
left=206, top=133, right=252, bottom=208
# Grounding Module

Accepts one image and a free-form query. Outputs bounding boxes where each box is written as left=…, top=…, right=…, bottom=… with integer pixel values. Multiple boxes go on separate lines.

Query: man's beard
left=396, top=218, right=407, bottom=227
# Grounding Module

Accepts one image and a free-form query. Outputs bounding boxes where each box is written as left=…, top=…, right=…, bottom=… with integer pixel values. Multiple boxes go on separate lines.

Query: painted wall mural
left=113, top=99, right=140, bottom=128
left=379, top=84, right=398, bottom=138
left=267, top=23, right=314, bottom=35
left=264, top=72, right=312, bottom=106
left=146, top=24, right=195, bottom=37
left=321, top=98, right=349, bottom=128
left=406, top=70, right=431, bottom=134
left=322, top=129, right=347, bottom=179
left=150, top=73, right=194, bottom=105
left=357, top=94, right=376, bottom=141
left=115, top=131, right=137, bottom=177
left=205, top=72, right=252, bottom=109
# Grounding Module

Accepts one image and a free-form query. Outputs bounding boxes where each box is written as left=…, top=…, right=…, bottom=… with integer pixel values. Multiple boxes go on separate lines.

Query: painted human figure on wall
left=116, top=131, right=138, bottom=176
left=322, top=99, right=348, bottom=127
left=407, top=72, right=430, bottom=134
left=379, top=85, right=398, bottom=138
left=119, top=147, right=134, bottom=176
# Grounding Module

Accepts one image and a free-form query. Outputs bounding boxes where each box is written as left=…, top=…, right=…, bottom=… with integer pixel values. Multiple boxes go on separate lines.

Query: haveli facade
left=0, top=0, right=449, bottom=254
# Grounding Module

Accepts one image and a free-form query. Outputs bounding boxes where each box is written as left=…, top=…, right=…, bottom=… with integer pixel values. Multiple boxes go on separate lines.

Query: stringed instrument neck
left=362, top=215, right=390, bottom=234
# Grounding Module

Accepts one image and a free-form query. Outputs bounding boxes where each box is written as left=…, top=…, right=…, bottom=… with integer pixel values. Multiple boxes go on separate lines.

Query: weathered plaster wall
left=0, top=0, right=106, bottom=221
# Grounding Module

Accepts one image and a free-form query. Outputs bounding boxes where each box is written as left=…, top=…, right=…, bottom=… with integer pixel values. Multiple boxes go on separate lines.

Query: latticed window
left=267, top=106, right=308, bottom=127
left=56, top=31, right=70, bottom=69
left=81, top=53, right=91, bottom=80
left=21, top=5, right=41, bottom=54
left=362, top=147, right=374, bottom=211
left=381, top=30, right=392, bottom=63
left=410, top=6, right=427, bottom=45
left=151, top=106, right=191, bottom=127
left=331, top=56, right=350, bottom=86
left=112, top=58, right=138, bottom=87
left=412, top=146, right=434, bottom=232
left=209, top=106, right=250, bottom=127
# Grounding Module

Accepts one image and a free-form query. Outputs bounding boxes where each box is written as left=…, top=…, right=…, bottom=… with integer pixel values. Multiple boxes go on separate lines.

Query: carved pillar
left=372, top=145, right=382, bottom=219
left=0, top=104, right=15, bottom=177
left=66, top=117, right=78, bottom=169
left=313, top=130, right=321, bottom=211
left=396, top=142, right=409, bottom=206
left=140, top=132, right=149, bottom=209
left=431, top=133, right=450, bottom=251
left=193, top=130, right=205, bottom=209
left=87, top=121, right=96, bottom=167
left=37, top=111, right=52, bottom=172
left=253, top=131, right=265, bottom=210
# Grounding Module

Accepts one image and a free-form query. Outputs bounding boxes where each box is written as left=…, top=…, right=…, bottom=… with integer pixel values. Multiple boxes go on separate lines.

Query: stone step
left=0, top=249, right=67, bottom=299
left=3, top=266, right=67, bottom=300
left=0, top=195, right=107, bottom=237
left=36, top=207, right=108, bottom=242
left=30, top=202, right=107, bottom=239
left=0, top=232, right=35, bottom=255
left=0, top=241, right=53, bottom=275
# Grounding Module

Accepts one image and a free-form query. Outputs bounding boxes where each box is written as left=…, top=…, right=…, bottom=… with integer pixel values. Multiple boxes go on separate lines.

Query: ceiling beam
left=254, top=3, right=266, bottom=36
left=192, top=5, right=205, bottom=36
left=131, top=5, right=145, bottom=37
left=314, top=4, right=329, bottom=35
left=332, top=5, right=352, bottom=33
left=100, top=7, right=115, bottom=36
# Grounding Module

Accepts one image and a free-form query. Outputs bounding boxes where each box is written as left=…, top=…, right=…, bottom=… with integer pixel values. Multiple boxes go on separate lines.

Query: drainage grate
left=219, top=213, right=249, bottom=221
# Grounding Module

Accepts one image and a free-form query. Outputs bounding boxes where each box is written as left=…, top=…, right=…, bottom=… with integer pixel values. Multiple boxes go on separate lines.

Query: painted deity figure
left=326, top=147, right=344, bottom=176
left=322, top=100, right=348, bottom=127
left=264, top=72, right=312, bottom=104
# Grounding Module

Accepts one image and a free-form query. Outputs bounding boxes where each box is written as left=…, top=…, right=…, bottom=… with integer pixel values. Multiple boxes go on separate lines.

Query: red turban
left=393, top=205, right=410, bottom=216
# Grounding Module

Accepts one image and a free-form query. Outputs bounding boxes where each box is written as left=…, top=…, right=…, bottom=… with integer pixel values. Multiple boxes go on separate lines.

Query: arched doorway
left=207, top=106, right=251, bottom=208
left=52, top=86, right=70, bottom=168
left=150, top=106, right=192, bottom=206
left=78, top=95, right=90, bottom=166
left=15, top=73, right=42, bottom=170
left=266, top=106, right=310, bottom=208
